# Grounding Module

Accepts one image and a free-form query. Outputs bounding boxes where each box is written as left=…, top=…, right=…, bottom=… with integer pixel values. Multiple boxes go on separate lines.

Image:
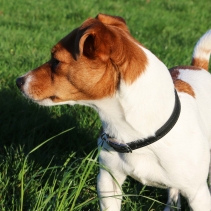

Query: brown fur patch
left=169, top=67, right=195, bottom=98
left=191, top=58, right=209, bottom=70
left=77, top=14, right=148, bottom=84
left=25, top=14, right=148, bottom=103
left=174, top=79, right=195, bottom=97
left=96, top=13, right=129, bottom=32
left=170, top=69, right=180, bottom=81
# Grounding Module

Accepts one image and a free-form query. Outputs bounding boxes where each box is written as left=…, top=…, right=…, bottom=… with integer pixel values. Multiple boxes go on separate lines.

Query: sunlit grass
left=1, top=0, right=211, bottom=210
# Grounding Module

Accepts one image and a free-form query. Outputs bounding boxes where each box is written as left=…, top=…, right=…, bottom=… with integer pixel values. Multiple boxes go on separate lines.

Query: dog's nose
left=16, top=77, right=25, bottom=89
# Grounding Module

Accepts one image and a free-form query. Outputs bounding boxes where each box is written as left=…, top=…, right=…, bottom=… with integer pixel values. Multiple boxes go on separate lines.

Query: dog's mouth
left=34, top=95, right=78, bottom=106
left=34, top=95, right=59, bottom=103
left=49, top=95, right=59, bottom=101
left=31, top=96, right=60, bottom=106
left=17, top=82, right=61, bottom=105
left=34, top=96, right=77, bottom=106
left=20, top=90, right=60, bottom=106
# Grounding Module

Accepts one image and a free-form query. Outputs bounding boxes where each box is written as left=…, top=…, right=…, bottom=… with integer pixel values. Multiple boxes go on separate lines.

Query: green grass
left=1, top=0, right=211, bottom=210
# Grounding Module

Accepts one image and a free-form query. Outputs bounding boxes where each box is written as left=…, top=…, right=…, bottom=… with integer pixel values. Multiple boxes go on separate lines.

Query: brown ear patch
left=75, top=18, right=115, bottom=62
left=74, top=15, right=148, bottom=84
left=96, top=13, right=129, bottom=32
left=52, top=13, right=147, bottom=103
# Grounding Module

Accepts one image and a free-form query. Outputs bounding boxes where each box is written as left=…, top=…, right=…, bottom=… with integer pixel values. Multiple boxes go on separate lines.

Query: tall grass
left=1, top=0, right=211, bottom=210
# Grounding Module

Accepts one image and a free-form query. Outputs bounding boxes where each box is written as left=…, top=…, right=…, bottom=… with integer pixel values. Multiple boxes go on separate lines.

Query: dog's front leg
left=97, top=168, right=126, bottom=211
left=164, top=188, right=181, bottom=211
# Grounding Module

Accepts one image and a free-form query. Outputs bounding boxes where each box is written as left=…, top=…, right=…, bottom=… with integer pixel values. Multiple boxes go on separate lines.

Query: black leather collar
left=101, top=90, right=181, bottom=153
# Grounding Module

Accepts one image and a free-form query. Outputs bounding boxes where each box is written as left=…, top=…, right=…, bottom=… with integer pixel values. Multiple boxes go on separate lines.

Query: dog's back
left=170, top=30, right=211, bottom=146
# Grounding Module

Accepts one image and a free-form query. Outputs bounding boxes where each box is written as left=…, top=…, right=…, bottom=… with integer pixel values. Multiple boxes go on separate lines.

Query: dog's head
left=16, top=14, right=147, bottom=106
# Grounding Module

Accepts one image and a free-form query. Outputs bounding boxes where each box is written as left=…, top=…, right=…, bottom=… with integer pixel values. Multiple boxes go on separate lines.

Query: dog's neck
left=80, top=46, right=175, bottom=144
left=99, top=47, right=174, bottom=143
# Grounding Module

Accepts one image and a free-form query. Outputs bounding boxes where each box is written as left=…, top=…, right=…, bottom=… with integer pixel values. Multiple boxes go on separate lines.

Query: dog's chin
left=20, top=90, right=78, bottom=106
left=30, top=97, right=76, bottom=106
left=34, top=98, right=58, bottom=106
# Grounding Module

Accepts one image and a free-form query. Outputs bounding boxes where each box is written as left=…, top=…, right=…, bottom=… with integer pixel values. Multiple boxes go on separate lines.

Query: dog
left=16, top=14, right=211, bottom=211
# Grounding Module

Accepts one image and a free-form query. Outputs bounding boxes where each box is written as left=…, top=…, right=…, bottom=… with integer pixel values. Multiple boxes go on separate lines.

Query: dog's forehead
left=50, top=43, right=74, bottom=63
left=60, top=28, right=78, bottom=46
left=51, top=28, right=79, bottom=60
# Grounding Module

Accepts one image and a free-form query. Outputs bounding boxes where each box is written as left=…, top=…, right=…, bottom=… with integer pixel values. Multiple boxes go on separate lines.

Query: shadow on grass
left=0, top=85, right=189, bottom=210
left=0, top=84, right=102, bottom=210
left=0, top=85, right=101, bottom=166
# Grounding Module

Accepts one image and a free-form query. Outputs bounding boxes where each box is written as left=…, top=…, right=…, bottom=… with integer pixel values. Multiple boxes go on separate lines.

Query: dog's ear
left=75, top=18, right=116, bottom=62
left=96, top=13, right=129, bottom=32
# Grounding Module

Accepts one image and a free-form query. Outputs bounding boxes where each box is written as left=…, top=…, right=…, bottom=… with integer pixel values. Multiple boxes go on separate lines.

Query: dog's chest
left=118, top=150, right=169, bottom=187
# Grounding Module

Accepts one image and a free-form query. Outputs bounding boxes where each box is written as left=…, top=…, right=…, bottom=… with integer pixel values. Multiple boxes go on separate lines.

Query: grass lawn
left=1, top=0, right=211, bottom=210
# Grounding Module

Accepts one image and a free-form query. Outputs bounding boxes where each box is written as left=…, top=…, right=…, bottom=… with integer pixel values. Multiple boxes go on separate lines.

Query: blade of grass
left=19, top=127, right=74, bottom=211
left=69, top=148, right=99, bottom=211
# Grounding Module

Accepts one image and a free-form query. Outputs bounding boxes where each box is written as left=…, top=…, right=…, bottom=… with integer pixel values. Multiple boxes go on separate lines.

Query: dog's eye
left=51, top=58, right=60, bottom=72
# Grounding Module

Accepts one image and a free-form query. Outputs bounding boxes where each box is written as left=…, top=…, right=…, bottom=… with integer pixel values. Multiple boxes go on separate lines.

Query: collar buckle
left=101, top=133, right=132, bottom=153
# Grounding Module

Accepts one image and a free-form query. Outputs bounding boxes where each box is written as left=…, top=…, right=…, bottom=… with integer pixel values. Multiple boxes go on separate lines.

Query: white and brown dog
left=16, top=14, right=211, bottom=211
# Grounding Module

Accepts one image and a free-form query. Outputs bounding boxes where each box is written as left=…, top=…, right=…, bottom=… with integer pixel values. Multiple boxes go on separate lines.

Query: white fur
left=22, top=30, right=211, bottom=211
left=96, top=36, right=211, bottom=210
left=192, top=30, right=211, bottom=62
left=22, top=74, right=33, bottom=96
